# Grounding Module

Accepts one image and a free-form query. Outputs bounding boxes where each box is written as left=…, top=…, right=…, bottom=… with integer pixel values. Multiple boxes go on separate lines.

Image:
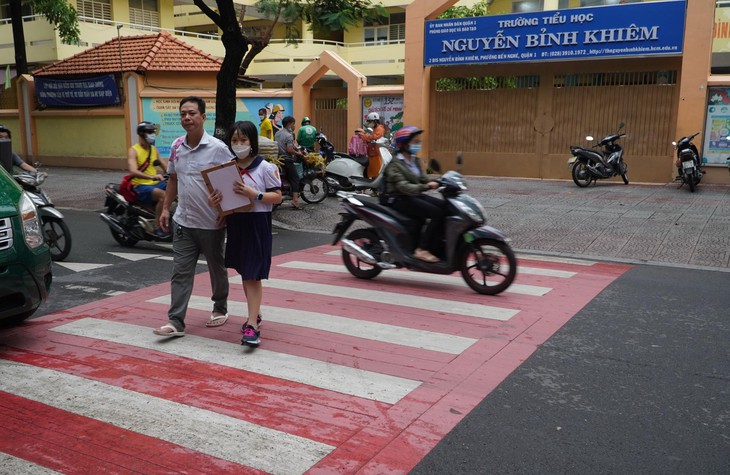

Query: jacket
left=383, top=154, right=430, bottom=197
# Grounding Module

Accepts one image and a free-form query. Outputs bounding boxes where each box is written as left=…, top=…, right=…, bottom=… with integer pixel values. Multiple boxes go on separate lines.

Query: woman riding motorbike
left=382, top=126, right=444, bottom=263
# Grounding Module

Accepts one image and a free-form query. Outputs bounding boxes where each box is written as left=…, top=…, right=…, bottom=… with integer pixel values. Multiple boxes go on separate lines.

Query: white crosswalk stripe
left=52, top=318, right=421, bottom=404
left=1, top=360, right=333, bottom=474
left=278, top=261, right=552, bottom=296
left=261, top=278, right=518, bottom=320
left=149, top=294, right=478, bottom=354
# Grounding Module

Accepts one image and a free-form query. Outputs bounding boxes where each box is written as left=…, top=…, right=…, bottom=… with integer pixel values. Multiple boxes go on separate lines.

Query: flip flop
left=153, top=323, right=185, bottom=337
left=205, top=313, right=229, bottom=327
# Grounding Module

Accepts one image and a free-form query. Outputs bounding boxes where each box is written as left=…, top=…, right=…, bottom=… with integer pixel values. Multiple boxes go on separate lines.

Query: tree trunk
left=9, top=0, right=28, bottom=74
left=215, top=32, right=247, bottom=140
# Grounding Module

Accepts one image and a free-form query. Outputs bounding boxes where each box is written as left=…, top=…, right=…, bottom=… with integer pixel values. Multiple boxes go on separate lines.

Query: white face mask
left=144, top=133, right=156, bottom=144
left=232, top=145, right=251, bottom=159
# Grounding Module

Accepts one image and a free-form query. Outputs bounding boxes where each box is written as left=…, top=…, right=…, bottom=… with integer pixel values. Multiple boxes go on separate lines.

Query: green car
left=0, top=164, right=52, bottom=323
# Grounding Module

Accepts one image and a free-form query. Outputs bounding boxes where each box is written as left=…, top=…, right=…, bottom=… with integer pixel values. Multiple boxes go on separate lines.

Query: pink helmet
left=392, top=126, right=423, bottom=149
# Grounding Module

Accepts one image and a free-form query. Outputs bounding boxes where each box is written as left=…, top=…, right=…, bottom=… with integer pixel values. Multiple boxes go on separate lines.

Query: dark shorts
left=135, top=181, right=167, bottom=205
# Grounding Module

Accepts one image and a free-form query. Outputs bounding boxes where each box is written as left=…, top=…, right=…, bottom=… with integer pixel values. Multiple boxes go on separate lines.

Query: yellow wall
left=0, top=116, right=20, bottom=141
left=36, top=116, right=126, bottom=158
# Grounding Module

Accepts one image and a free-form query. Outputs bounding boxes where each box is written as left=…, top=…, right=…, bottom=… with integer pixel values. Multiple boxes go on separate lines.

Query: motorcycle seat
left=354, top=194, right=419, bottom=227
left=343, top=154, right=369, bottom=167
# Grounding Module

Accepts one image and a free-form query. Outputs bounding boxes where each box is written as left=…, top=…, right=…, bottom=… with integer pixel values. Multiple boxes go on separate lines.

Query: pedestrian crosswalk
left=0, top=244, right=630, bottom=473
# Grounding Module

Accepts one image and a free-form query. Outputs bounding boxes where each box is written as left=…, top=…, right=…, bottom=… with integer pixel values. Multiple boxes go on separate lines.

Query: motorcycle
left=320, top=132, right=392, bottom=194
left=672, top=132, right=703, bottom=192
left=99, top=180, right=173, bottom=247
left=274, top=152, right=329, bottom=206
left=568, top=123, right=629, bottom=187
left=331, top=159, right=517, bottom=295
left=14, top=171, right=72, bottom=261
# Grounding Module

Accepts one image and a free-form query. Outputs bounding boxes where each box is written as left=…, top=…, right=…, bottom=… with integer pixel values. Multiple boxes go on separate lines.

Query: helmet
left=273, top=104, right=285, bottom=114
left=0, top=124, right=10, bottom=138
left=136, top=121, right=157, bottom=136
left=366, top=112, right=380, bottom=122
left=392, top=126, right=423, bottom=149
left=301, top=117, right=311, bottom=125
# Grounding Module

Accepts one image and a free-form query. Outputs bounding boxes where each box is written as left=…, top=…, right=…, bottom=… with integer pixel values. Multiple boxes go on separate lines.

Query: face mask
left=145, top=133, right=156, bottom=144
left=232, top=145, right=251, bottom=159
left=259, top=115, right=265, bottom=121
left=409, top=143, right=422, bottom=155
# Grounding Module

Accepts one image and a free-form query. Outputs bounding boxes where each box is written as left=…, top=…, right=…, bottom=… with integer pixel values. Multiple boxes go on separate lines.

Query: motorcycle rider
left=382, top=126, right=443, bottom=263
left=297, top=117, right=317, bottom=153
left=128, top=121, right=168, bottom=237
left=356, top=112, right=386, bottom=178
left=275, top=115, right=306, bottom=209
left=0, top=124, right=38, bottom=173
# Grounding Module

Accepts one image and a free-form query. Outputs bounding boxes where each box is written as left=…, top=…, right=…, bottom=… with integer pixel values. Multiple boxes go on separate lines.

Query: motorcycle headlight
left=20, top=192, right=45, bottom=248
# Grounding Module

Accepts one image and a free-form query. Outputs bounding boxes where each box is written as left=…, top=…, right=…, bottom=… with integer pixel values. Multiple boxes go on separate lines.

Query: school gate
left=428, top=57, right=680, bottom=183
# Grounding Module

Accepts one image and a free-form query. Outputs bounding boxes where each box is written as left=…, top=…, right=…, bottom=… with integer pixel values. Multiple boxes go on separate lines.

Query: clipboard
left=201, top=161, right=253, bottom=216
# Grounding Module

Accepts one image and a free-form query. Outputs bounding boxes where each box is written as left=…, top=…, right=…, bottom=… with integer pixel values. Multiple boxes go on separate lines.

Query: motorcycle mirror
left=585, top=135, right=594, bottom=141
left=618, top=122, right=625, bottom=131
left=456, top=152, right=463, bottom=171
left=429, top=159, right=442, bottom=173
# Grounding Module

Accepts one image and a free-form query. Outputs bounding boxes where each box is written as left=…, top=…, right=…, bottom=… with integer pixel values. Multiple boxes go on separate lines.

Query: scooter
left=672, top=132, right=703, bottom=193
left=568, top=123, right=629, bottom=187
left=321, top=132, right=392, bottom=194
left=99, top=181, right=173, bottom=247
left=331, top=159, right=517, bottom=295
left=14, top=171, right=72, bottom=261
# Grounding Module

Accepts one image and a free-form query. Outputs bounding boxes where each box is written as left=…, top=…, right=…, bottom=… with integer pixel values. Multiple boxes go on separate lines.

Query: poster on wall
left=141, top=97, right=293, bottom=156
left=424, top=0, right=686, bottom=66
left=362, top=96, right=404, bottom=134
left=702, top=87, right=730, bottom=165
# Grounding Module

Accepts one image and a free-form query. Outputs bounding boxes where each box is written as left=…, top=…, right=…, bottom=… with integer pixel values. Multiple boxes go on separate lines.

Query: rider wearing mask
left=355, top=112, right=386, bottom=179
left=128, top=121, right=168, bottom=237
left=382, top=126, right=444, bottom=263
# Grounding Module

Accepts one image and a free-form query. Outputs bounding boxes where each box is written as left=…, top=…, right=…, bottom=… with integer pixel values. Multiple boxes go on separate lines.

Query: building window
left=580, top=0, right=640, bottom=6
left=129, top=0, right=159, bottom=28
left=512, top=0, right=570, bottom=12
left=77, top=0, right=111, bottom=21
left=364, top=12, right=405, bottom=45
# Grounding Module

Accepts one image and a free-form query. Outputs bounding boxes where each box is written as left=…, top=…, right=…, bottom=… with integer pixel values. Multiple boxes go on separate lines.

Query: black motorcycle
left=568, top=124, right=629, bottom=187
left=673, top=132, right=703, bottom=193
left=331, top=160, right=517, bottom=295
left=14, top=171, right=72, bottom=261
left=275, top=152, right=329, bottom=206
left=99, top=181, right=172, bottom=247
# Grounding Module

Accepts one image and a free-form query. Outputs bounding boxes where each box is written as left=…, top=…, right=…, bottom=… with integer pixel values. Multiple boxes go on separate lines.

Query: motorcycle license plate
left=682, top=161, right=695, bottom=170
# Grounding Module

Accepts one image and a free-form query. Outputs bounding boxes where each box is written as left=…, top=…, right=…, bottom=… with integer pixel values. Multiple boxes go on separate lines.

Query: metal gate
left=312, top=91, right=348, bottom=152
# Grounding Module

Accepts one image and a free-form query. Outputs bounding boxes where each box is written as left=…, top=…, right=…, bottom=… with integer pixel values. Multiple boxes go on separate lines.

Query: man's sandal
left=205, top=313, right=229, bottom=327
left=153, top=323, right=185, bottom=337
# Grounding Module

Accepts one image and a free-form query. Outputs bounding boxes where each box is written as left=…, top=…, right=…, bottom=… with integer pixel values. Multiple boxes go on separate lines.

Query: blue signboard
left=424, top=0, right=686, bottom=66
left=35, top=75, right=120, bottom=107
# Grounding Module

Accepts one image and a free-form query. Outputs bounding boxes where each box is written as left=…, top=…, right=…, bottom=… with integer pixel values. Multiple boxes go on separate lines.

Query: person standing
left=208, top=121, right=282, bottom=346
left=128, top=121, right=168, bottom=237
left=356, top=112, right=386, bottom=178
left=153, top=96, right=232, bottom=337
left=296, top=116, right=317, bottom=153
left=275, top=115, right=306, bottom=209
left=258, top=108, right=273, bottom=140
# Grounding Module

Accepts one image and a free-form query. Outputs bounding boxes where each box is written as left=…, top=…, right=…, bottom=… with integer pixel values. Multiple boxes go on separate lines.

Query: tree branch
left=193, top=0, right=222, bottom=28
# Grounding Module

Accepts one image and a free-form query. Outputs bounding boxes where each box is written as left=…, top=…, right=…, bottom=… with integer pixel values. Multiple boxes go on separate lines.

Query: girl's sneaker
left=240, top=315, right=262, bottom=333
left=241, top=325, right=260, bottom=346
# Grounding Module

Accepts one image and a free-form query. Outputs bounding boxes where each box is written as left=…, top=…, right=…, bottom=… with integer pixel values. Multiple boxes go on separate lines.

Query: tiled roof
left=33, top=31, right=222, bottom=76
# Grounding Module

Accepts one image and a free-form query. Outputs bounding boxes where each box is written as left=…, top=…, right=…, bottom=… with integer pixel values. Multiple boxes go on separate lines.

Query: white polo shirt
left=168, top=131, right=234, bottom=229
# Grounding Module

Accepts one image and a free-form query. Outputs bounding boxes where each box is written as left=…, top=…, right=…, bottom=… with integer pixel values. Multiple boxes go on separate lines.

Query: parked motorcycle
left=14, top=171, right=72, bottom=261
left=331, top=159, right=517, bottom=295
left=672, top=132, right=703, bottom=193
left=99, top=181, right=172, bottom=247
left=275, top=155, right=329, bottom=206
left=320, top=132, right=392, bottom=194
left=568, top=123, right=629, bottom=187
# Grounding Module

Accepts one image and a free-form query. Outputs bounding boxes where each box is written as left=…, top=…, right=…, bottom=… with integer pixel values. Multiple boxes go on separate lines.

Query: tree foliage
left=437, top=0, right=491, bottom=20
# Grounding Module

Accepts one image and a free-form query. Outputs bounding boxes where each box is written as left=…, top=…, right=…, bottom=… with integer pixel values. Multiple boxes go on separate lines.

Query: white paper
left=201, top=162, right=250, bottom=213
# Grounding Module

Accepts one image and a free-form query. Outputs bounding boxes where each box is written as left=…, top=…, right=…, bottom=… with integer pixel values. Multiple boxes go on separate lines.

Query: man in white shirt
left=153, top=96, right=233, bottom=337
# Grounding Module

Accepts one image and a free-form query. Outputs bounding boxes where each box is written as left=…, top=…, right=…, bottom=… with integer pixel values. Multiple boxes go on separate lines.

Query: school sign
left=424, top=0, right=687, bottom=66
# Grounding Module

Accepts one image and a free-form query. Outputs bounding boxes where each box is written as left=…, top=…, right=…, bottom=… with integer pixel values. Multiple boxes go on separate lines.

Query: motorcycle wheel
left=460, top=239, right=517, bottom=295
left=571, top=162, right=592, bottom=187
left=342, top=228, right=383, bottom=279
left=620, top=161, right=629, bottom=185
left=687, top=172, right=696, bottom=193
left=301, top=176, right=329, bottom=204
left=108, top=209, right=139, bottom=247
left=43, top=217, right=72, bottom=261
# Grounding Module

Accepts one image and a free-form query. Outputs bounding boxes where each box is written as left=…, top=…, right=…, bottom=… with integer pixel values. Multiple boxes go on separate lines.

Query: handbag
left=120, top=149, right=152, bottom=202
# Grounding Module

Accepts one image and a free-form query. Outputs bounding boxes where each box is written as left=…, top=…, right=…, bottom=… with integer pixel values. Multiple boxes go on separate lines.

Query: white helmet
left=366, top=112, right=380, bottom=122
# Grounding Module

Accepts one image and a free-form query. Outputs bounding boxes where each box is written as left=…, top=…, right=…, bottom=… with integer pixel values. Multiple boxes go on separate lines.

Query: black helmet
left=136, top=121, right=157, bottom=136
left=0, top=124, right=10, bottom=138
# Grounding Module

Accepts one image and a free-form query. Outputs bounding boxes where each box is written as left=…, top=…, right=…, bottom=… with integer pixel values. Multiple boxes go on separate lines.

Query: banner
left=35, top=75, right=120, bottom=107
left=362, top=96, right=404, bottom=134
left=424, top=0, right=686, bottom=66
left=702, top=87, right=730, bottom=165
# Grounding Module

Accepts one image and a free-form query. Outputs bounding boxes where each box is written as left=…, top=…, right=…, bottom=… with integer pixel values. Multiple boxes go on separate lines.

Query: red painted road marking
left=0, top=245, right=630, bottom=473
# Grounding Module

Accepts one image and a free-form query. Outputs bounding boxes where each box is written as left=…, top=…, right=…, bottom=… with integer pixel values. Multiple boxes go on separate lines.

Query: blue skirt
left=224, top=212, right=273, bottom=280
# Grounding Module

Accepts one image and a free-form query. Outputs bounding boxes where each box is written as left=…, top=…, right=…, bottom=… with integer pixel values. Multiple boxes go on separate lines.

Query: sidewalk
left=40, top=166, right=730, bottom=270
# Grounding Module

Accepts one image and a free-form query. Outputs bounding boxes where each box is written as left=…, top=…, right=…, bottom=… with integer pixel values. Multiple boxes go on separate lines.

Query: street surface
left=0, top=168, right=728, bottom=473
